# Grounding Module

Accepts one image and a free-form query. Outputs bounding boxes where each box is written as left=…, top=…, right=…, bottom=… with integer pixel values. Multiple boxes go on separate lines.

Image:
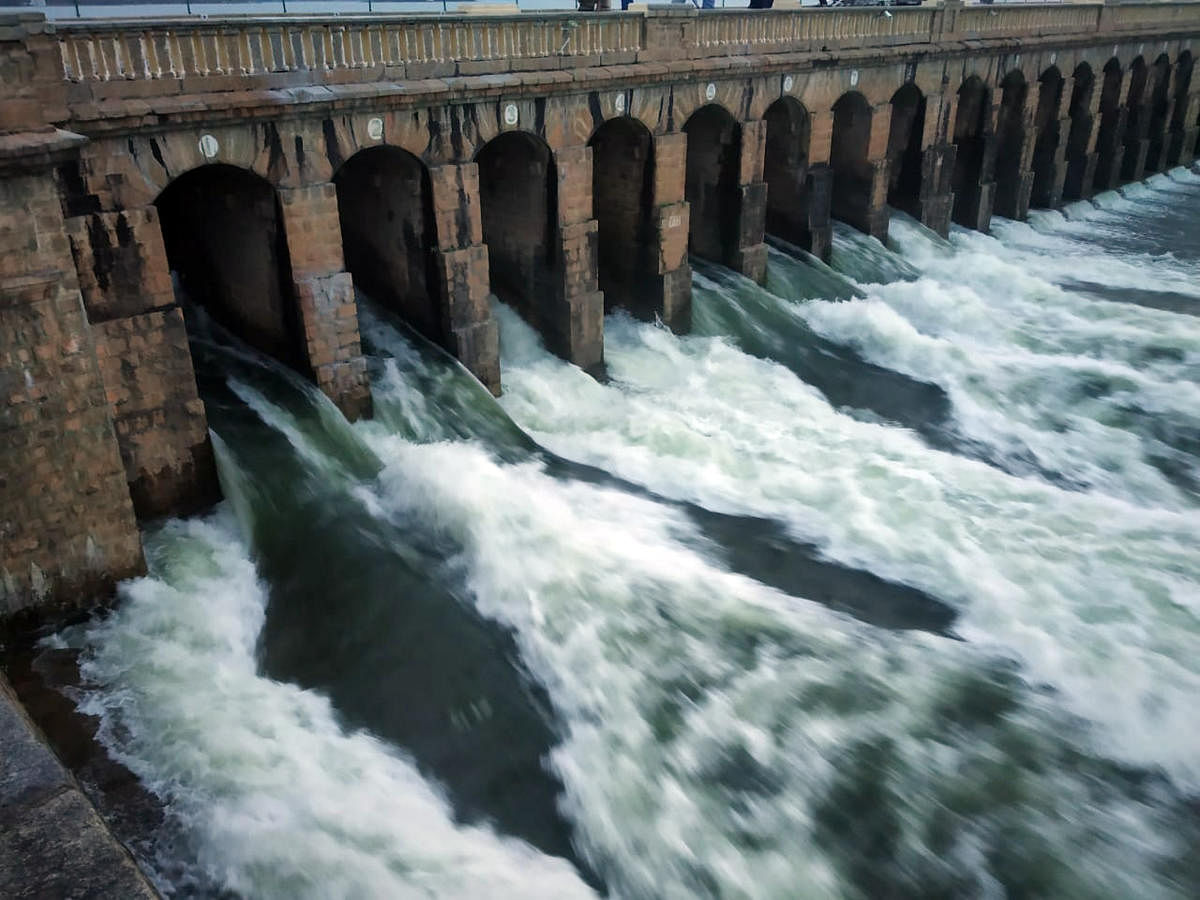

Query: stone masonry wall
left=0, top=168, right=144, bottom=625
left=65, top=204, right=218, bottom=521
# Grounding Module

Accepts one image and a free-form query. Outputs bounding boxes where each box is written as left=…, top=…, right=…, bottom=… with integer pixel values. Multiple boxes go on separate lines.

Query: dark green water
left=54, top=169, right=1200, bottom=899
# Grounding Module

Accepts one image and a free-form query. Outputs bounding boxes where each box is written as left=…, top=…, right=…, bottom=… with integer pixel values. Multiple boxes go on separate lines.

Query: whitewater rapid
left=58, top=168, right=1200, bottom=898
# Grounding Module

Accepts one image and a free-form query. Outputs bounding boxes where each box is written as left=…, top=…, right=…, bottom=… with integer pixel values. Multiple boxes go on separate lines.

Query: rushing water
left=53, top=168, right=1200, bottom=898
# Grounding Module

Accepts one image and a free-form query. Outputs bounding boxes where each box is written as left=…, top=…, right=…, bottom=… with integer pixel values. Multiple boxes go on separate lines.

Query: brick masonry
left=0, top=168, right=144, bottom=624
left=2, top=7, right=1200, bottom=622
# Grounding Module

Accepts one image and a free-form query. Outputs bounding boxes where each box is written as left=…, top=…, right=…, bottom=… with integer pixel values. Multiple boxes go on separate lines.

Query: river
left=48, top=167, right=1200, bottom=898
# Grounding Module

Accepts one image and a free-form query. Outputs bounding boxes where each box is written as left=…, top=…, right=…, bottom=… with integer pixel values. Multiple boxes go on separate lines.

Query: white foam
left=360, top=425, right=1192, bottom=899
left=494, top=303, right=1200, bottom=791
left=72, top=511, right=595, bottom=900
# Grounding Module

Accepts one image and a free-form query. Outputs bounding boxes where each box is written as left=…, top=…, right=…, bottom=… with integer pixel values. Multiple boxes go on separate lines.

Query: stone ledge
left=0, top=675, right=158, bottom=899
left=0, top=129, right=87, bottom=174
left=57, top=26, right=1200, bottom=139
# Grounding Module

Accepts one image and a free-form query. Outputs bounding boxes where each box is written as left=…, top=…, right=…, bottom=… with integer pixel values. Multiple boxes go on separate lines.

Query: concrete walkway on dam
left=0, top=673, right=158, bottom=899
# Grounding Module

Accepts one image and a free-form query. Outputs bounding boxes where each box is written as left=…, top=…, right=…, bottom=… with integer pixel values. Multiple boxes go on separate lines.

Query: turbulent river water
left=50, top=168, right=1200, bottom=898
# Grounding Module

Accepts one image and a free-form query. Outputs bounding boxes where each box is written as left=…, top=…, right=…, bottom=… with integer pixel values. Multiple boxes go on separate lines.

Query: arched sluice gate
left=475, top=131, right=560, bottom=342
left=886, top=83, right=926, bottom=219
left=1121, top=57, right=1150, bottom=182
left=1062, top=63, right=1096, bottom=201
left=156, top=164, right=306, bottom=370
left=1030, top=66, right=1065, bottom=209
left=589, top=116, right=658, bottom=320
left=1093, top=59, right=1125, bottom=193
left=763, top=96, right=828, bottom=259
left=830, top=91, right=882, bottom=237
left=1145, top=54, right=1174, bottom=173
left=952, top=76, right=993, bottom=230
left=683, top=104, right=742, bottom=268
left=333, top=146, right=442, bottom=345
left=1167, top=51, right=1194, bottom=167
left=992, top=71, right=1028, bottom=219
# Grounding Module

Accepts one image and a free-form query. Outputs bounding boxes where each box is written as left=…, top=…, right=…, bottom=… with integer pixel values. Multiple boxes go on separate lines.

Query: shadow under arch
left=993, top=70, right=1029, bottom=218
left=830, top=90, right=885, bottom=238
left=475, top=129, right=560, bottom=344
left=763, top=95, right=826, bottom=256
left=683, top=102, right=743, bottom=268
left=156, top=163, right=306, bottom=371
left=1167, top=50, right=1195, bottom=167
left=588, top=115, right=659, bottom=320
left=952, top=75, right=994, bottom=229
left=886, top=82, right=926, bottom=218
left=1121, top=56, right=1149, bottom=182
left=333, top=145, right=442, bottom=345
left=1093, top=58, right=1125, bottom=192
left=1062, top=62, right=1097, bottom=201
left=1145, top=53, right=1174, bottom=173
left=1030, top=65, right=1066, bottom=209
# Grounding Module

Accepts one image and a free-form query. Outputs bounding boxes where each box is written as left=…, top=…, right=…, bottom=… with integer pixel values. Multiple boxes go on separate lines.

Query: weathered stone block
left=732, top=243, right=768, bottom=286
left=93, top=307, right=218, bottom=520
left=65, top=207, right=174, bottom=323
left=436, top=244, right=491, bottom=331
left=653, top=201, right=690, bottom=274
left=737, top=181, right=768, bottom=255
left=1, top=170, right=144, bottom=626
left=294, top=271, right=372, bottom=421
left=448, top=317, right=501, bottom=396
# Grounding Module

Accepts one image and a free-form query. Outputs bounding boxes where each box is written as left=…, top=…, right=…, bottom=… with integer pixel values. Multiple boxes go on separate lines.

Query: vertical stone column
left=733, top=120, right=769, bottom=284
left=1168, top=92, right=1200, bottom=166
left=1121, top=72, right=1152, bottom=183
left=648, top=132, right=692, bottom=331
left=961, top=88, right=1000, bottom=232
left=427, top=163, right=500, bottom=394
left=1064, top=78, right=1104, bottom=201
left=862, top=103, right=893, bottom=242
left=804, top=109, right=835, bottom=261
left=1031, top=82, right=1071, bottom=210
left=916, top=93, right=956, bottom=237
left=1166, top=91, right=1195, bottom=169
left=994, top=87, right=1035, bottom=221
left=1093, top=68, right=1132, bottom=192
left=1, top=163, right=145, bottom=625
left=64, top=202, right=219, bottom=519
left=277, top=183, right=371, bottom=421
left=1143, top=67, right=1176, bottom=175
left=552, top=145, right=605, bottom=377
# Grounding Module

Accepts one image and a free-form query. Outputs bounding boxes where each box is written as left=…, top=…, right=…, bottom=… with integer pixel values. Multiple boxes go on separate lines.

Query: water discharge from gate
left=52, top=169, right=1200, bottom=899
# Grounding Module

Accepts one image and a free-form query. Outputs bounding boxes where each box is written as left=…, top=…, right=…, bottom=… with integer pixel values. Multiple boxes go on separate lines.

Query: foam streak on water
left=60, top=170, right=1200, bottom=899
left=791, top=187, right=1200, bottom=506
left=66, top=453, right=593, bottom=899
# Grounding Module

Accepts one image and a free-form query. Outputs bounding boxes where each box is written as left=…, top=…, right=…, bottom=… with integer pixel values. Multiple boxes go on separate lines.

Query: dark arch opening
left=683, top=104, right=742, bottom=267
left=886, top=82, right=926, bottom=216
left=763, top=96, right=816, bottom=248
left=1062, top=63, right=1096, bottom=200
left=333, top=146, right=441, bottom=344
left=1030, top=66, right=1065, bottom=208
left=156, top=164, right=305, bottom=370
left=830, top=91, right=878, bottom=234
left=476, top=131, right=559, bottom=337
left=1121, top=56, right=1149, bottom=182
left=1167, top=51, right=1195, bottom=167
left=952, top=76, right=992, bottom=228
left=1093, top=58, right=1125, bottom=192
left=993, top=71, right=1029, bottom=218
left=1145, top=54, right=1173, bottom=173
left=589, top=116, right=657, bottom=319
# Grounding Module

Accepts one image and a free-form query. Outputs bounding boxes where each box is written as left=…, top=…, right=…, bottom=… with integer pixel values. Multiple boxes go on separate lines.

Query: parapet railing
left=46, top=3, right=1200, bottom=86
left=691, top=7, right=939, bottom=51
left=57, top=13, right=642, bottom=79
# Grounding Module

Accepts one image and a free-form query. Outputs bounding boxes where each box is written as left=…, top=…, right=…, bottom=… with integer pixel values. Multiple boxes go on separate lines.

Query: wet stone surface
left=0, top=671, right=158, bottom=899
